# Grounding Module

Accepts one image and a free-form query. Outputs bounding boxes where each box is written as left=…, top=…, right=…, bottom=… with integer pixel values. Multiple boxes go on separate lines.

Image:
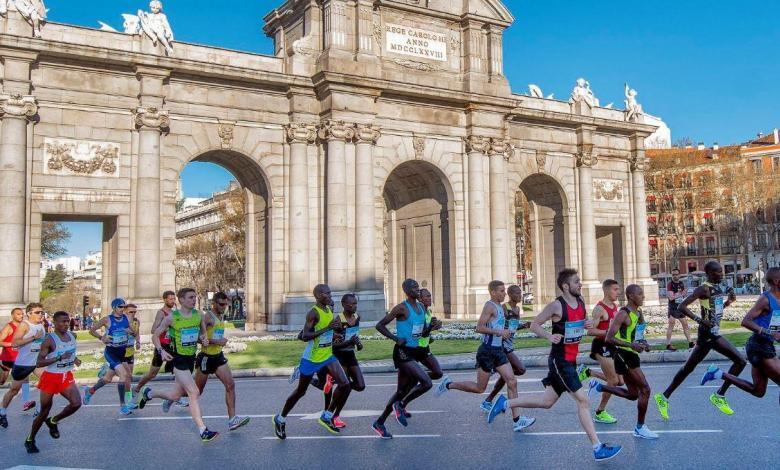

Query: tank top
left=159, top=308, right=172, bottom=346
left=45, top=331, right=77, bottom=373
left=301, top=305, right=335, bottom=363
left=396, top=301, right=426, bottom=348
left=616, top=307, right=646, bottom=355
left=699, top=282, right=726, bottom=337
left=125, top=318, right=140, bottom=357
left=337, top=312, right=361, bottom=352
left=203, top=311, right=226, bottom=355
left=16, top=321, right=46, bottom=367
left=106, top=314, right=130, bottom=349
left=757, top=292, right=780, bottom=340
left=0, top=321, right=19, bottom=362
left=550, top=297, right=586, bottom=362
left=668, top=280, right=686, bottom=307
left=502, top=304, right=521, bottom=351
left=596, top=301, right=619, bottom=335
left=481, top=301, right=506, bottom=347
left=169, top=309, right=202, bottom=357
left=418, top=308, right=434, bottom=348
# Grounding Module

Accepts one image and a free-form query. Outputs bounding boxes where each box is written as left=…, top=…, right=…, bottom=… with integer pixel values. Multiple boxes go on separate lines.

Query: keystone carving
left=465, top=135, right=490, bottom=154
left=576, top=143, right=598, bottom=167
left=355, top=124, right=381, bottom=144
left=317, top=120, right=355, bottom=142
left=133, top=106, right=170, bottom=130
left=284, top=123, right=317, bottom=144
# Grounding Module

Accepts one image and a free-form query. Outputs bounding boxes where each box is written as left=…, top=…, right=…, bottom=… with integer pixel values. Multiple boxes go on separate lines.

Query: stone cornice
left=284, top=122, right=317, bottom=144
left=0, top=94, right=38, bottom=119
left=355, top=123, right=381, bottom=144
left=133, top=106, right=170, bottom=130
left=317, top=120, right=356, bottom=142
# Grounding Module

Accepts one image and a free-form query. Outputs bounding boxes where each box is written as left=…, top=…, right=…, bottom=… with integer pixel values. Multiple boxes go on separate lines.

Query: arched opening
left=515, top=174, right=569, bottom=306
left=383, top=161, right=453, bottom=317
left=174, top=150, right=270, bottom=328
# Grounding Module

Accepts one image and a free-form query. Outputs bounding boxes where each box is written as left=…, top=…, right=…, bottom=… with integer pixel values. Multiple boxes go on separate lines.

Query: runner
left=194, top=291, right=250, bottom=431
left=665, top=268, right=693, bottom=350
left=132, top=291, right=180, bottom=400
left=138, top=287, right=218, bottom=442
left=700, top=266, right=780, bottom=400
left=371, top=279, right=436, bottom=439
left=0, top=307, right=24, bottom=387
left=654, top=261, right=746, bottom=419
left=82, top=298, right=134, bottom=415
left=121, top=303, right=141, bottom=408
left=487, top=269, right=623, bottom=462
left=272, top=284, right=351, bottom=439
left=24, top=311, right=82, bottom=453
left=0, top=303, right=46, bottom=428
left=416, top=288, right=444, bottom=380
left=588, top=284, right=658, bottom=439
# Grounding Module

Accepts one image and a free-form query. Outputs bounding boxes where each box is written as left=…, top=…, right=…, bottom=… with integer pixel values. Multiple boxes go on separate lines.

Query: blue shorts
left=299, top=356, right=337, bottom=377
left=104, top=347, right=127, bottom=370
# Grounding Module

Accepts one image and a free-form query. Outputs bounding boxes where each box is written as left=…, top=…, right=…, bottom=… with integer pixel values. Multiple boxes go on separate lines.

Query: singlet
left=125, top=318, right=140, bottom=358
left=616, top=307, right=646, bottom=355
left=756, top=292, right=780, bottom=341
left=595, top=301, right=619, bottom=336
left=699, top=282, right=726, bottom=338
left=45, top=331, right=77, bottom=373
left=0, top=321, right=19, bottom=362
left=418, top=308, right=434, bottom=348
left=301, top=305, right=335, bottom=363
left=337, top=312, right=361, bottom=352
left=481, top=301, right=506, bottom=347
left=106, top=314, right=130, bottom=349
left=550, top=297, right=586, bottom=362
left=169, top=309, right=202, bottom=357
left=502, top=304, right=521, bottom=351
left=396, top=300, right=426, bottom=348
left=203, top=311, right=226, bottom=355
left=668, top=280, right=686, bottom=307
left=15, top=321, right=46, bottom=367
left=159, top=308, right=172, bottom=346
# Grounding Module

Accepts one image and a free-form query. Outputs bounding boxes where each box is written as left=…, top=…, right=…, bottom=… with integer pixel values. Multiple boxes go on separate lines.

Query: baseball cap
left=110, top=298, right=126, bottom=309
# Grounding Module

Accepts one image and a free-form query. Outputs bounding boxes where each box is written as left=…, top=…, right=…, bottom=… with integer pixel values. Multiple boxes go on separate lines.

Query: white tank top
left=16, top=321, right=46, bottom=367
left=45, top=331, right=77, bottom=373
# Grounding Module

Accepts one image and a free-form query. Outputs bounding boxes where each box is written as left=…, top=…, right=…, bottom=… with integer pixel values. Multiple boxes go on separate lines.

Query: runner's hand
left=328, top=319, right=342, bottom=330
left=699, top=318, right=713, bottom=328
left=356, top=340, right=364, bottom=351
left=501, top=329, right=512, bottom=340
left=630, top=342, right=644, bottom=353
left=101, top=335, right=111, bottom=344
left=61, top=351, right=73, bottom=360
left=351, top=336, right=360, bottom=346
left=74, top=357, right=82, bottom=367
left=34, top=329, right=44, bottom=339
left=584, top=319, right=594, bottom=330
left=395, top=337, right=407, bottom=347
left=201, top=336, right=209, bottom=347
left=548, top=333, right=562, bottom=344
left=161, top=350, right=173, bottom=362
left=432, top=318, right=443, bottom=331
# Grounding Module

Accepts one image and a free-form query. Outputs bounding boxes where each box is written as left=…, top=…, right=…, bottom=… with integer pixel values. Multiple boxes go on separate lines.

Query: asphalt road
left=0, top=361, right=777, bottom=470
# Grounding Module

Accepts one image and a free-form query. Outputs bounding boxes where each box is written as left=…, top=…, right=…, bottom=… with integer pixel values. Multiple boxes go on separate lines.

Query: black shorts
left=475, top=343, right=509, bottom=374
left=746, top=334, right=777, bottom=368
left=151, top=345, right=174, bottom=373
left=542, top=357, right=582, bottom=396
left=392, top=345, right=431, bottom=368
left=122, top=355, right=135, bottom=365
left=11, top=365, right=37, bottom=382
left=1, top=360, right=14, bottom=372
left=589, top=338, right=614, bottom=361
left=667, top=304, right=684, bottom=319
left=613, top=349, right=641, bottom=375
left=334, top=349, right=359, bottom=369
left=697, top=328, right=721, bottom=346
left=171, top=353, right=196, bottom=373
left=197, top=352, right=228, bottom=375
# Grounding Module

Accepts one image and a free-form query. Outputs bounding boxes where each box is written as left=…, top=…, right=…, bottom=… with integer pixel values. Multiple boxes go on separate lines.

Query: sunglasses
left=216, top=302, right=230, bottom=307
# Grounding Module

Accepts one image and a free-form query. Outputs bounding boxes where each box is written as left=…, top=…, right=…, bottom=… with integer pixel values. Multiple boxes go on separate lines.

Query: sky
left=51, top=0, right=779, bottom=257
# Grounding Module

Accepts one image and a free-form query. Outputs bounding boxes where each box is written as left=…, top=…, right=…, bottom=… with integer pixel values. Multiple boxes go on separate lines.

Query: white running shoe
left=633, top=424, right=659, bottom=440
left=288, top=366, right=300, bottom=384
left=512, top=416, right=536, bottom=432
left=435, top=376, right=452, bottom=397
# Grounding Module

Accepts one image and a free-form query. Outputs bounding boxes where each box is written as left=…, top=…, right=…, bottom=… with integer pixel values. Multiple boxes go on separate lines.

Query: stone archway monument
left=0, top=0, right=657, bottom=328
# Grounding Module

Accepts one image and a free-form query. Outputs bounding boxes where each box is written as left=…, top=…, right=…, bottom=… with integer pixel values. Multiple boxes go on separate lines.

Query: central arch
left=383, top=160, right=454, bottom=316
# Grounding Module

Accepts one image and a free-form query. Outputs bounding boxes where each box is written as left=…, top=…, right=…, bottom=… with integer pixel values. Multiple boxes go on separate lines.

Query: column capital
left=0, top=93, right=37, bottom=119
left=355, top=123, right=381, bottom=144
left=284, top=122, right=317, bottom=144
left=629, top=154, right=648, bottom=172
left=465, top=135, right=490, bottom=154
left=576, top=143, right=598, bottom=168
left=488, top=138, right=513, bottom=161
left=133, top=106, right=170, bottom=131
left=317, top=120, right=355, bottom=142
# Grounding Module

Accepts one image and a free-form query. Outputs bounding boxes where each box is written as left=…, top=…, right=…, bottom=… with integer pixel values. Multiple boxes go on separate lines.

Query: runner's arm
left=0, top=324, right=12, bottom=347
left=376, top=304, right=405, bottom=344
left=475, top=303, right=502, bottom=336
left=35, top=336, right=59, bottom=368
left=149, top=309, right=164, bottom=335
left=605, top=309, right=632, bottom=349
left=530, top=302, right=561, bottom=343
left=152, top=314, right=173, bottom=351
left=11, top=322, right=33, bottom=347
left=89, top=316, right=108, bottom=340
left=299, top=308, right=336, bottom=342
left=134, top=319, right=142, bottom=349
left=587, top=305, right=607, bottom=337
left=677, top=286, right=709, bottom=325
left=741, top=295, right=775, bottom=338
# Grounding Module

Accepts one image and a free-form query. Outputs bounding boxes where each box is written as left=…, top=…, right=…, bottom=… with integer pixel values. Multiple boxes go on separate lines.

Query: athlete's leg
left=588, top=368, right=608, bottom=382
left=1, top=379, right=23, bottom=409
left=398, top=361, right=432, bottom=406
left=194, top=370, right=209, bottom=395
left=665, top=317, right=675, bottom=346
left=486, top=353, right=524, bottom=402
left=334, top=365, right=365, bottom=416
left=494, top=362, right=519, bottom=420
left=571, top=388, right=601, bottom=445
left=173, top=369, right=206, bottom=429
left=447, top=367, right=492, bottom=394
left=507, top=386, right=559, bottom=410
left=214, top=364, right=237, bottom=418
left=663, top=342, right=711, bottom=398
left=52, top=385, right=81, bottom=423
left=486, top=376, right=505, bottom=403
left=325, top=361, right=351, bottom=414
left=420, top=354, right=443, bottom=380
left=680, top=318, right=692, bottom=344
left=134, top=366, right=161, bottom=394
left=721, top=365, right=770, bottom=397
left=596, top=356, right=620, bottom=412
left=115, top=365, right=129, bottom=405
left=0, top=369, right=9, bottom=387
left=620, top=368, right=651, bottom=425
left=377, top=371, right=412, bottom=424
left=281, top=373, right=314, bottom=417
left=125, top=362, right=134, bottom=402
left=711, top=338, right=747, bottom=395
left=28, top=390, right=53, bottom=441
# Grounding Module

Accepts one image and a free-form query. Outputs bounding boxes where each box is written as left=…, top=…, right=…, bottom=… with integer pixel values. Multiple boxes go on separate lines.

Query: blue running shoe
left=701, top=365, right=721, bottom=385
left=162, top=399, right=172, bottom=413
left=82, top=386, right=93, bottom=406
left=392, top=401, right=408, bottom=427
left=588, top=379, right=602, bottom=399
left=480, top=400, right=493, bottom=414
left=594, top=443, right=622, bottom=462
left=487, top=394, right=508, bottom=424
left=119, top=405, right=132, bottom=416
left=97, top=363, right=108, bottom=380
left=435, top=376, right=452, bottom=397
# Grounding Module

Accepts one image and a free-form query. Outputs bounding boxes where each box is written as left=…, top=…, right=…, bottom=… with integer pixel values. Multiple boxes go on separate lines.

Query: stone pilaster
left=576, top=125, right=600, bottom=303
left=488, top=138, right=511, bottom=282
left=629, top=133, right=657, bottom=301
left=354, top=123, right=380, bottom=290
left=466, top=135, right=491, bottom=294
left=286, top=123, right=317, bottom=293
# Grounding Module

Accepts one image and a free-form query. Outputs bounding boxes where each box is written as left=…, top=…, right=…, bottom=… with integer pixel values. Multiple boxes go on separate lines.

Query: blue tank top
left=106, top=314, right=130, bottom=349
left=482, top=301, right=505, bottom=347
left=396, top=301, right=426, bottom=348
left=759, top=292, right=780, bottom=339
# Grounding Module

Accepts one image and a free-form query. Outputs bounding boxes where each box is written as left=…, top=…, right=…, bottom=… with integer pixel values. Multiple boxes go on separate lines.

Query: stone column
left=630, top=135, right=652, bottom=280
left=355, top=124, right=380, bottom=290
left=0, top=94, right=37, bottom=306
left=488, top=138, right=511, bottom=282
left=285, top=123, right=317, bottom=293
left=319, top=120, right=355, bottom=291
left=576, top=144, right=599, bottom=287
left=466, top=135, right=491, bottom=288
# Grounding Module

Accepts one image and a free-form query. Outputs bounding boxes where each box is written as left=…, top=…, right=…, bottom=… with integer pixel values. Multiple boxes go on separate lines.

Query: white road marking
left=299, top=410, right=444, bottom=420
left=523, top=429, right=723, bottom=436
left=260, top=434, right=440, bottom=440
left=6, top=467, right=100, bottom=470
left=481, top=391, right=544, bottom=395
left=118, top=413, right=308, bottom=421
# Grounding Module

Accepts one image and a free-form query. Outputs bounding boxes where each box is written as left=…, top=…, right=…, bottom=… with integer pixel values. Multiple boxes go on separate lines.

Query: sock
left=0, top=407, right=6, bottom=415
left=92, top=378, right=107, bottom=392
left=713, top=369, right=724, bottom=380
left=199, top=425, right=207, bottom=434
left=277, top=415, right=286, bottom=423
left=125, top=391, right=133, bottom=403
left=513, top=416, right=519, bottom=423
left=21, top=383, right=30, bottom=401
left=636, top=422, right=643, bottom=429
left=593, top=442, right=603, bottom=451
left=118, top=384, right=126, bottom=404
left=715, top=392, right=725, bottom=398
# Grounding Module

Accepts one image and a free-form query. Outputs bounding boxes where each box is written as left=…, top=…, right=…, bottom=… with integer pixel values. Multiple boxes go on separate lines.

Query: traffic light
left=82, top=295, right=89, bottom=308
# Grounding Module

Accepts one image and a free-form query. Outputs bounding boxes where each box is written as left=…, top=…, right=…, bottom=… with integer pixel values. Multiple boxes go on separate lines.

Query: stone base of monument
left=465, top=287, right=491, bottom=318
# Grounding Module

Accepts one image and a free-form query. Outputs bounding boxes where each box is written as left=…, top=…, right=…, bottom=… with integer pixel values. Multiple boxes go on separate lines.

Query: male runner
left=589, top=284, right=658, bottom=439
left=138, top=287, right=218, bottom=442
left=0, top=303, right=46, bottom=428
left=194, top=291, right=250, bottom=431
left=654, top=261, right=746, bottom=418
left=122, top=303, right=141, bottom=407
left=437, top=281, right=535, bottom=432
left=272, top=284, right=351, bottom=439
left=25, top=311, right=82, bottom=453
left=701, top=266, right=780, bottom=400
left=487, top=269, right=622, bottom=462
left=665, top=268, right=693, bottom=350
left=83, top=298, right=133, bottom=415
left=371, top=279, right=436, bottom=439
left=0, top=307, right=24, bottom=386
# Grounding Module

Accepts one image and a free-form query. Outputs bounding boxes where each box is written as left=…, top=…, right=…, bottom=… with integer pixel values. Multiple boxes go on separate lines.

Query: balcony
left=705, top=248, right=717, bottom=256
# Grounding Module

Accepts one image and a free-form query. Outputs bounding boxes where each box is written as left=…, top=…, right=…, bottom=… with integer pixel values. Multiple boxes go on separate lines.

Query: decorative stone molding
left=355, top=124, right=381, bottom=144
left=317, top=120, right=355, bottom=142
left=629, top=153, right=648, bottom=172
left=133, top=106, right=170, bottom=131
left=284, top=122, right=317, bottom=144
left=43, top=137, right=120, bottom=177
left=372, top=22, right=382, bottom=46
left=488, top=138, right=513, bottom=161
left=218, top=121, right=235, bottom=149
left=292, top=34, right=317, bottom=57
left=576, top=143, right=598, bottom=167
left=464, top=135, right=490, bottom=155
left=413, top=135, right=425, bottom=159
left=535, top=149, right=547, bottom=173
left=391, top=58, right=442, bottom=72
left=0, top=0, right=47, bottom=38
left=0, top=93, right=38, bottom=119
left=593, top=178, right=624, bottom=202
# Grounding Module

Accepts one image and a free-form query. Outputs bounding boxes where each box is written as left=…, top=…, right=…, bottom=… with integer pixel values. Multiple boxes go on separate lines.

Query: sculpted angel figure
left=138, top=0, right=174, bottom=55
left=1, top=0, right=47, bottom=37
left=570, top=78, right=599, bottom=108
left=624, top=83, right=644, bottom=122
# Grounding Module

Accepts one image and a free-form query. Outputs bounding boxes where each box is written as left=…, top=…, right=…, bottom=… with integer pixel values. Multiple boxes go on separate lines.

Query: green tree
left=41, top=264, right=68, bottom=292
left=41, top=222, right=71, bottom=259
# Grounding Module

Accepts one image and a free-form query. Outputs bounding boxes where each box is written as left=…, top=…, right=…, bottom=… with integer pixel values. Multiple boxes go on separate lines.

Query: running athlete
left=665, top=268, right=693, bottom=350
left=139, top=287, right=218, bottom=442
left=487, top=269, right=622, bottom=462
left=589, top=284, right=658, bottom=439
left=654, top=261, right=746, bottom=418
left=194, top=292, right=250, bottom=431
left=371, top=279, right=436, bottom=439
left=272, top=284, right=351, bottom=439
left=83, top=298, right=133, bottom=415
left=701, top=266, right=780, bottom=401
left=25, top=311, right=82, bottom=454
left=437, top=281, right=536, bottom=432
left=0, top=307, right=24, bottom=386
left=121, top=303, right=141, bottom=408
left=585, top=279, right=623, bottom=424
left=0, top=303, right=46, bottom=428
left=133, top=291, right=177, bottom=397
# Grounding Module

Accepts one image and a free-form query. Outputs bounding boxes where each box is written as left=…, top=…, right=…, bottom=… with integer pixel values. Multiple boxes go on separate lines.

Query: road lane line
left=118, top=413, right=309, bottom=421
left=523, top=429, right=723, bottom=436
left=688, top=384, right=777, bottom=389
left=259, top=434, right=441, bottom=440
left=299, top=410, right=444, bottom=420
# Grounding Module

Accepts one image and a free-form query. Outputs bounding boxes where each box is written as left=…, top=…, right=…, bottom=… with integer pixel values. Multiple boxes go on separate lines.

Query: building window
left=773, top=156, right=780, bottom=172
left=646, top=196, right=657, bottom=212
left=662, top=196, right=675, bottom=211
left=705, top=237, right=716, bottom=255
left=751, top=159, right=762, bottom=173
left=648, top=217, right=658, bottom=235
left=702, top=213, right=715, bottom=231
left=683, top=194, right=694, bottom=210
left=684, top=216, right=695, bottom=233
left=686, top=238, right=697, bottom=256
left=687, top=261, right=698, bottom=273
left=756, top=232, right=768, bottom=250
left=664, top=176, right=674, bottom=189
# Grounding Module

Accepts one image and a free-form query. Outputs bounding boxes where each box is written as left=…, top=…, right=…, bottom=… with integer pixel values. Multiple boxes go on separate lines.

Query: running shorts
left=1, top=360, right=14, bottom=372
left=122, top=355, right=135, bottom=365
left=414, top=346, right=433, bottom=362
left=542, top=357, right=582, bottom=396
left=104, top=347, right=127, bottom=370
left=171, top=353, right=196, bottom=373
left=11, top=364, right=37, bottom=382
left=746, top=334, right=776, bottom=368
left=589, top=338, right=614, bottom=361
left=38, top=371, right=75, bottom=395
left=196, top=352, right=229, bottom=375
left=613, top=349, right=641, bottom=375
left=475, top=343, right=509, bottom=373
left=151, top=344, right=174, bottom=373
left=334, top=349, right=359, bottom=369
left=299, top=356, right=337, bottom=377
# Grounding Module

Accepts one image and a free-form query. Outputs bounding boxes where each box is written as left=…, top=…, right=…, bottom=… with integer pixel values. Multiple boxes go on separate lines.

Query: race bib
left=508, top=319, right=520, bottom=332
left=711, top=296, right=725, bottom=334
left=318, top=330, right=334, bottom=347
left=674, top=297, right=684, bottom=305
left=769, top=310, right=780, bottom=332
left=180, top=327, right=199, bottom=347
left=212, top=329, right=225, bottom=341
left=412, top=324, right=424, bottom=339
left=564, top=320, right=585, bottom=344
left=57, top=348, right=76, bottom=368
left=344, top=326, right=360, bottom=341
left=635, top=323, right=647, bottom=342
left=111, top=332, right=127, bottom=347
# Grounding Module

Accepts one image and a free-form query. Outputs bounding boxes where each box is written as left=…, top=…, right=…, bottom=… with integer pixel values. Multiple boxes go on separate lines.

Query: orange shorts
left=37, top=371, right=75, bottom=395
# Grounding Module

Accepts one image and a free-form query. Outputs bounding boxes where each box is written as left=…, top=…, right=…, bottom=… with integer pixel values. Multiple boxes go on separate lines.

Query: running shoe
left=654, top=393, right=669, bottom=420
left=332, top=416, right=347, bottom=429
left=665, top=344, right=677, bottom=351
left=288, top=366, right=300, bottom=384
left=577, top=364, right=590, bottom=382
left=434, top=375, right=452, bottom=397
left=594, top=410, right=618, bottom=424
left=161, top=399, right=172, bottom=413
left=688, top=342, right=695, bottom=349
left=0, top=414, right=7, bottom=428
left=200, top=428, right=219, bottom=442
left=392, top=401, right=408, bottom=427
left=588, top=379, right=602, bottom=399
left=403, top=409, right=412, bottom=419
left=24, top=438, right=39, bottom=454
left=138, top=386, right=152, bottom=409
left=97, top=363, right=108, bottom=379
left=512, top=416, right=536, bottom=432
left=272, top=414, right=286, bottom=440
left=33, top=408, right=39, bottom=418
left=709, top=393, right=734, bottom=415
left=22, top=400, right=36, bottom=412
left=480, top=400, right=493, bottom=414
left=82, top=387, right=93, bottom=406
left=228, top=416, right=250, bottom=431
left=487, top=394, right=508, bottom=424
left=119, top=405, right=132, bottom=416
left=127, top=400, right=139, bottom=410
left=700, top=365, right=722, bottom=385
left=633, top=424, right=659, bottom=439
left=323, top=374, right=334, bottom=394
left=593, top=443, right=622, bottom=462
left=176, top=397, right=189, bottom=407
left=45, top=417, right=60, bottom=439
left=318, top=414, right=340, bottom=434
left=372, top=420, right=392, bottom=439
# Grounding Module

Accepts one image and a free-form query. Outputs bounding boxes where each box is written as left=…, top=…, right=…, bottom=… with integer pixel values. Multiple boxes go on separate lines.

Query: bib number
left=57, top=348, right=76, bottom=368
left=180, top=327, right=199, bottom=347
left=508, top=319, right=520, bottom=332
left=635, top=323, right=647, bottom=342
left=770, top=310, right=780, bottom=333
left=111, top=332, right=127, bottom=347
left=31, top=336, right=44, bottom=353
left=318, top=330, right=334, bottom=348
left=344, top=326, right=360, bottom=341
left=564, top=320, right=585, bottom=344
left=212, top=329, right=225, bottom=341
left=412, top=324, right=424, bottom=339
left=711, top=296, right=725, bottom=335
